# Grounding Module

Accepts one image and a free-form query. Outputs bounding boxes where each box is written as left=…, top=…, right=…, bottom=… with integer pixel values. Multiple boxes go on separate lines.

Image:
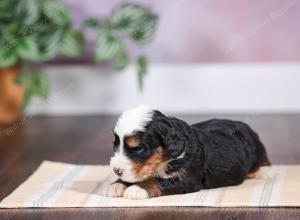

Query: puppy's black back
left=191, top=119, right=269, bottom=188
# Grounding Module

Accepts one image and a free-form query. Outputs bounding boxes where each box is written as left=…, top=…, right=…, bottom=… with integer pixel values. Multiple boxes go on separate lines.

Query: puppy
left=102, top=105, right=270, bottom=200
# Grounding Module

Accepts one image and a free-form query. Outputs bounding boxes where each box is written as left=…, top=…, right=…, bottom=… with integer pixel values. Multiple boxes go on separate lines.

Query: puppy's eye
left=131, top=145, right=143, bottom=151
left=130, top=146, right=145, bottom=155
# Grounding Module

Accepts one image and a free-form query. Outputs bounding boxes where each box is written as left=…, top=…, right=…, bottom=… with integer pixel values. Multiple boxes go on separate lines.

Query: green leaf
left=111, top=3, right=149, bottom=35
left=22, top=87, right=33, bottom=112
left=0, top=11, right=13, bottom=22
left=15, top=67, right=31, bottom=85
left=0, top=1, right=14, bottom=10
left=111, top=3, right=158, bottom=44
left=59, top=30, right=82, bottom=58
left=18, top=69, right=49, bottom=112
left=137, top=55, right=147, bottom=90
left=84, top=17, right=111, bottom=30
left=0, top=47, right=17, bottom=68
left=0, top=1, right=13, bottom=21
left=16, top=0, right=40, bottom=25
left=39, top=29, right=63, bottom=60
left=114, top=50, right=128, bottom=70
left=43, top=0, right=69, bottom=26
left=2, top=24, right=19, bottom=44
left=130, top=14, right=158, bottom=44
left=16, top=36, right=40, bottom=61
left=95, top=32, right=121, bottom=62
left=30, top=72, right=49, bottom=99
left=84, top=18, right=101, bottom=28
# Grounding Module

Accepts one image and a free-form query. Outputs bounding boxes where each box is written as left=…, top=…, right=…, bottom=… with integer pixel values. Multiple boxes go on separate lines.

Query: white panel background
left=27, top=63, right=300, bottom=115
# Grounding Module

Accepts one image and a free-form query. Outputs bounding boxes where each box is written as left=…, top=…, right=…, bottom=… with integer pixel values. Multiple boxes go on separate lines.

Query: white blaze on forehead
left=114, top=105, right=153, bottom=136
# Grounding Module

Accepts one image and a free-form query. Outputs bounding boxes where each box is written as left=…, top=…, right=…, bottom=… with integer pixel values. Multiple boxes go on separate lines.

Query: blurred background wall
left=28, top=0, right=300, bottom=115
left=63, top=0, right=300, bottom=63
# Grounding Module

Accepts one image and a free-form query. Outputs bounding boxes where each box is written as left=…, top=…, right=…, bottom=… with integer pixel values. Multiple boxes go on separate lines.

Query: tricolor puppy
left=102, top=105, right=270, bottom=200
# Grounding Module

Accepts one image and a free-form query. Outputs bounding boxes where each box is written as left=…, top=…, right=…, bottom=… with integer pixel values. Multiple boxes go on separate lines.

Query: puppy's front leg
left=123, top=174, right=202, bottom=199
left=123, top=178, right=162, bottom=200
left=102, top=179, right=132, bottom=197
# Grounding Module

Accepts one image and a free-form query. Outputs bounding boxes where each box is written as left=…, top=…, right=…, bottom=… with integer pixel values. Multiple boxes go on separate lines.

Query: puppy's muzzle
left=113, top=168, right=123, bottom=177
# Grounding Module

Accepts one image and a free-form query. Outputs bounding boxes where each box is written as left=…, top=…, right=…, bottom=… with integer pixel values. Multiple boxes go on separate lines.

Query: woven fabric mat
left=1, top=161, right=299, bottom=208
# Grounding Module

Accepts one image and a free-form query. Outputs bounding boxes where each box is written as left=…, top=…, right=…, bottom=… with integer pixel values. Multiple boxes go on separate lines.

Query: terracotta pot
left=0, top=63, right=25, bottom=125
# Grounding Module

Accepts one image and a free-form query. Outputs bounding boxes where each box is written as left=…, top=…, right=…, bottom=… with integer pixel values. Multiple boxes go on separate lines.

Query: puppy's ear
left=160, top=125, right=187, bottom=158
left=152, top=111, right=188, bottom=158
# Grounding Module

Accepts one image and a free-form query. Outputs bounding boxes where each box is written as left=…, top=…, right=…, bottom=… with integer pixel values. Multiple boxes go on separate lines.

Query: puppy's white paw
left=102, top=183, right=127, bottom=197
left=123, top=185, right=149, bottom=200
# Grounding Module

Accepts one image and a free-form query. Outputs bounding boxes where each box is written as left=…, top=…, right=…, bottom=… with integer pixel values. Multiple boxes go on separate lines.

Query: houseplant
left=84, top=3, right=158, bottom=89
left=0, top=1, right=158, bottom=125
left=0, top=0, right=83, bottom=125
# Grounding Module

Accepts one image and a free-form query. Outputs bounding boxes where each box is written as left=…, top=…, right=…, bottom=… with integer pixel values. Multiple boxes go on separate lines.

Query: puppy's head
left=110, top=105, right=187, bottom=183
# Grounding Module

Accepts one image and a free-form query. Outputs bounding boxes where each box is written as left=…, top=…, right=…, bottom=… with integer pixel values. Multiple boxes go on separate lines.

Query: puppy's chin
left=119, top=175, right=146, bottom=183
left=111, top=166, right=148, bottom=183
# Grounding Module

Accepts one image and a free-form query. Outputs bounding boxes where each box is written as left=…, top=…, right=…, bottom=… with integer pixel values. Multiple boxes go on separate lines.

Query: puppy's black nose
left=113, top=168, right=123, bottom=177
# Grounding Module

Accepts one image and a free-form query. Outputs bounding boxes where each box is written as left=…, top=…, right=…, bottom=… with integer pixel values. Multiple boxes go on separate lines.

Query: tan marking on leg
left=247, top=171, right=257, bottom=179
left=137, top=178, right=164, bottom=198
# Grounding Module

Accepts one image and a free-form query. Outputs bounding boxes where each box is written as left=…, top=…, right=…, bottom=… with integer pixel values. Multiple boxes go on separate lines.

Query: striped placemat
left=1, top=161, right=299, bottom=208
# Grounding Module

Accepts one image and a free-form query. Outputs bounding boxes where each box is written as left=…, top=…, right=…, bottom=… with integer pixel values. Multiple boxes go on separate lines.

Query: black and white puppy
left=102, top=105, right=270, bottom=200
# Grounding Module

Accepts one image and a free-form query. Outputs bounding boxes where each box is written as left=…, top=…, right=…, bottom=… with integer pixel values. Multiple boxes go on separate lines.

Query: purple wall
left=65, top=0, right=300, bottom=63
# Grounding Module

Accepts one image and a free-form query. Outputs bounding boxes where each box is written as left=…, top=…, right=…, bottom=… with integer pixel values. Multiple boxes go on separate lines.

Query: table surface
left=0, top=114, right=300, bottom=220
